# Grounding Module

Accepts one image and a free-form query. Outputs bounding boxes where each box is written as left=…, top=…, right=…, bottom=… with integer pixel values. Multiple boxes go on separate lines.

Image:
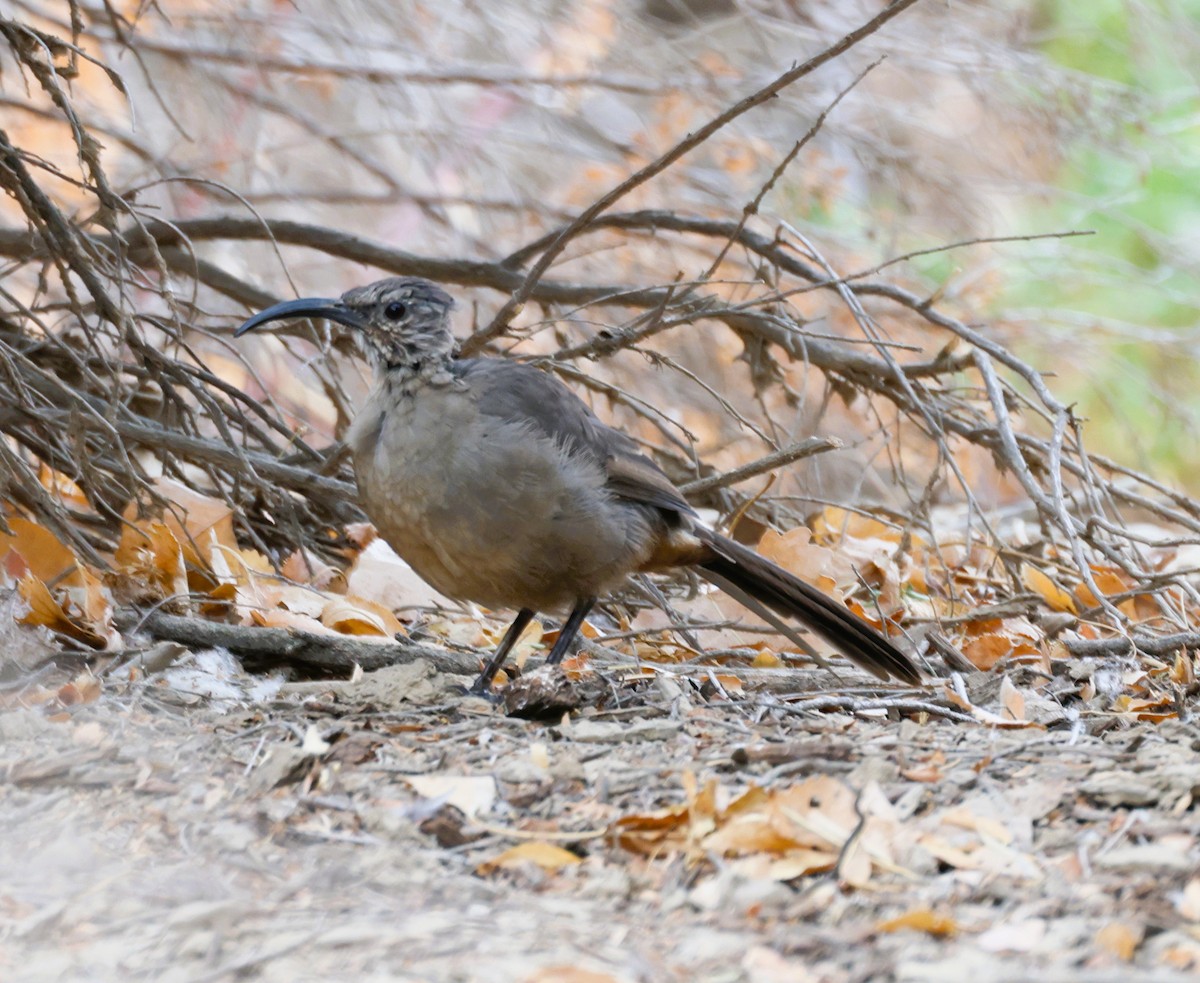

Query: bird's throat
left=378, top=353, right=456, bottom=393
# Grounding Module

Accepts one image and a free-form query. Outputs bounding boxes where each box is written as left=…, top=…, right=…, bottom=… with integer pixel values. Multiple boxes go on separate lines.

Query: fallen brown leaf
left=477, top=841, right=581, bottom=875
left=57, top=673, right=102, bottom=706
left=999, top=676, right=1026, bottom=722
left=18, top=575, right=111, bottom=648
left=875, top=907, right=958, bottom=937
left=320, top=594, right=405, bottom=636
left=0, top=516, right=83, bottom=586
left=1095, top=921, right=1141, bottom=962
left=1021, top=563, right=1078, bottom=614
left=520, top=966, right=624, bottom=983
left=112, top=519, right=188, bottom=604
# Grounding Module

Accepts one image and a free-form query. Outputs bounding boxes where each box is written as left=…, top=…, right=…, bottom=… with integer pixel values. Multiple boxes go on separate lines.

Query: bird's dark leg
left=545, top=597, right=596, bottom=664
left=470, top=608, right=535, bottom=694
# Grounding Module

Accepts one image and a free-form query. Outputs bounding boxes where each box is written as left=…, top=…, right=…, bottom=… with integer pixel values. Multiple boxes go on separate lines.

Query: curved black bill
left=234, top=297, right=364, bottom=337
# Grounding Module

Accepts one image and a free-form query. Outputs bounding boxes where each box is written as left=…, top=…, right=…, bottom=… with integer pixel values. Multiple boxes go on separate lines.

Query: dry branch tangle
left=2, top=0, right=1199, bottom=676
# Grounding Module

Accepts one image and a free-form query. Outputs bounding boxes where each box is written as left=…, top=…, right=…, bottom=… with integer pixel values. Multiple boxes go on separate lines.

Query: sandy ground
left=4, top=642, right=1200, bottom=983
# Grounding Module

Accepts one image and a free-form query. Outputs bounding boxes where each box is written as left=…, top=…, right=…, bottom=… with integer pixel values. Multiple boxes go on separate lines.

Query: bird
left=235, top=277, right=921, bottom=692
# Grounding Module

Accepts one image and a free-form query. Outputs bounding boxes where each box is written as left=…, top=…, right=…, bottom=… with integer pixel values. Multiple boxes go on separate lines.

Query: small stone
left=567, top=718, right=681, bottom=743
left=249, top=745, right=313, bottom=792
left=1080, top=770, right=1160, bottom=807
left=1096, top=844, right=1194, bottom=871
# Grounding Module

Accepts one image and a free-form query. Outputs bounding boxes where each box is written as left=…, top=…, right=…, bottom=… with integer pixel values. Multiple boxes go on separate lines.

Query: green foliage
left=1007, top=0, right=1200, bottom=484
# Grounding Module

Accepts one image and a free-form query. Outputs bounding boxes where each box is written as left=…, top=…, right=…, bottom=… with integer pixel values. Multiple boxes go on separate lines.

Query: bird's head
left=235, top=277, right=457, bottom=371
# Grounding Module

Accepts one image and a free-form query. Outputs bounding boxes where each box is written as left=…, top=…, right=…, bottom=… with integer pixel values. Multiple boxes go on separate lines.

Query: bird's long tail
left=695, top=528, right=921, bottom=685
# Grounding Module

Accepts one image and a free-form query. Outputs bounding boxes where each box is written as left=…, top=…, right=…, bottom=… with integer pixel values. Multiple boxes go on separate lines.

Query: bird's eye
left=384, top=301, right=407, bottom=321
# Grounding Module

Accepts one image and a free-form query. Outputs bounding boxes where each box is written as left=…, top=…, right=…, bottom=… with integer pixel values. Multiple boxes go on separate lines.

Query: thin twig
left=473, top=0, right=924, bottom=347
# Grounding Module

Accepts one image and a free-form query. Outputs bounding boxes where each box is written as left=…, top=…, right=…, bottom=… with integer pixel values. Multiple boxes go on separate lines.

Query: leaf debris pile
left=5, top=655, right=1200, bottom=979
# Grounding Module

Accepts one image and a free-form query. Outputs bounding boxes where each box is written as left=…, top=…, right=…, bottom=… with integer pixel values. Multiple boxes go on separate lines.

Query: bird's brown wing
left=454, top=357, right=920, bottom=684
left=456, top=359, right=694, bottom=516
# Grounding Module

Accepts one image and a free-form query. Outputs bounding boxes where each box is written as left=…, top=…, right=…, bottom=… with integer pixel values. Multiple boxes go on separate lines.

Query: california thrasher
left=236, top=277, right=921, bottom=691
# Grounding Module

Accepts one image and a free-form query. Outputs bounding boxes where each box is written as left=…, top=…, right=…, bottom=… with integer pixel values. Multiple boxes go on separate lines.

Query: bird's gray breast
left=346, top=378, right=652, bottom=610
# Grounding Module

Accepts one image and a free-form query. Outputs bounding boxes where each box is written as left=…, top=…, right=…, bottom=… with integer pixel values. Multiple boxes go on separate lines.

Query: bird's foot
left=460, top=667, right=515, bottom=702
left=463, top=677, right=500, bottom=701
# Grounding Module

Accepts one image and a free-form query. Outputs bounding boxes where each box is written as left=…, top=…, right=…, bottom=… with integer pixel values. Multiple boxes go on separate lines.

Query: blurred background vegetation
left=992, top=0, right=1199, bottom=483
left=782, top=0, right=1200, bottom=485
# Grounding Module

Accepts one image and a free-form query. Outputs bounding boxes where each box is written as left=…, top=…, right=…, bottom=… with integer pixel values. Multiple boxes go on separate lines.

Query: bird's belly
left=352, top=395, right=649, bottom=611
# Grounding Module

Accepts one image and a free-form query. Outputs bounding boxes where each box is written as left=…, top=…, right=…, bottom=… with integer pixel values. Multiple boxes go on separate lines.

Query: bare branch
left=474, top=0, right=925, bottom=347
